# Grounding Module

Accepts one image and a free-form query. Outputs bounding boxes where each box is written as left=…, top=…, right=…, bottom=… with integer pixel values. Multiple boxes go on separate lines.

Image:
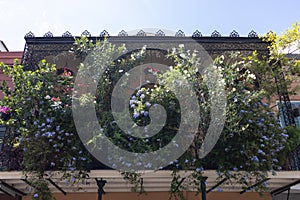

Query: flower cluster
left=0, top=106, right=10, bottom=114
left=129, top=87, right=151, bottom=119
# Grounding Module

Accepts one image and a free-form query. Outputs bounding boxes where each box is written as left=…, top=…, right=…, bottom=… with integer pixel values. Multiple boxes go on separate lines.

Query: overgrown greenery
left=0, top=23, right=299, bottom=200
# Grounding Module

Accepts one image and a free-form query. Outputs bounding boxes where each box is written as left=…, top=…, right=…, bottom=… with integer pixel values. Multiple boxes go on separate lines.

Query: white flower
left=248, top=74, right=256, bottom=79
left=45, top=95, right=51, bottom=100
left=179, top=44, right=184, bottom=48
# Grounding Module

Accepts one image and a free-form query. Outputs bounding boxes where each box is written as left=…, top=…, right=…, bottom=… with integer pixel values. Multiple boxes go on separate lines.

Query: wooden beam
left=0, top=180, right=26, bottom=196
left=271, top=179, right=300, bottom=196
left=47, top=178, right=66, bottom=195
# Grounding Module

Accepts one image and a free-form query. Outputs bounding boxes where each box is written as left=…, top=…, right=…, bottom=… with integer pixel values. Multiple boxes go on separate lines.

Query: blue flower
left=140, top=94, right=145, bottom=99
left=133, top=112, right=139, bottom=118
left=196, top=167, right=203, bottom=172
left=129, top=100, right=135, bottom=105
left=258, top=149, right=265, bottom=155
left=145, top=163, right=152, bottom=168
left=136, top=90, right=142, bottom=96
left=33, top=193, right=39, bottom=198
left=251, top=156, right=259, bottom=162
left=281, top=133, right=289, bottom=138
left=69, top=167, right=76, bottom=171
left=144, top=111, right=149, bottom=117
left=262, top=135, right=269, bottom=140
left=146, top=102, right=151, bottom=107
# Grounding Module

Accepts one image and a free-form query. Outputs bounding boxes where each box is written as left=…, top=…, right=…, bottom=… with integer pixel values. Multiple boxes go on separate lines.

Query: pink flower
left=0, top=106, right=10, bottom=114
left=51, top=97, right=60, bottom=102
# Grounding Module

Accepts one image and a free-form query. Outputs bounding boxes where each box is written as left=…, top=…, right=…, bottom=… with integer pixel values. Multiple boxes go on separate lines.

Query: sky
left=0, top=0, right=299, bottom=51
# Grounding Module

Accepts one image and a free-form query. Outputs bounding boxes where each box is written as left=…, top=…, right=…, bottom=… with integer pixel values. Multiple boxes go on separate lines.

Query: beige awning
left=0, top=170, right=300, bottom=197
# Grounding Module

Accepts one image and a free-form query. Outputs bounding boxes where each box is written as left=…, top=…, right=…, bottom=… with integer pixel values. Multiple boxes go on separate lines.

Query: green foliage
left=0, top=22, right=299, bottom=199
left=0, top=60, right=91, bottom=199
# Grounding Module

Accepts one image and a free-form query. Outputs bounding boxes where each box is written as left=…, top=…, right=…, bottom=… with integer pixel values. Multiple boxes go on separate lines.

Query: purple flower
left=0, top=106, right=10, bottom=114
left=33, top=193, right=39, bottom=198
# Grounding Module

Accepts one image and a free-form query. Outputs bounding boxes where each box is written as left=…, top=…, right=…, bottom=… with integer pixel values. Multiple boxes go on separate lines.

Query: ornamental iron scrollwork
left=43, top=31, right=53, bottom=37
left=100, top=30, right=109, bottom=37
left=155, top=30, right=165, bottom=36
left=136, top=30, right=146, bottom=36
left=211, top=30, right=221, bottom=37
left=192, top=30, right=202, bottom=37
left=25, top=31, right=35, bottom=38
left=81, top=30, right=91, bottom=37
left=175, top=30, right=185, bottom=37
left=229, top=30, right=239, bottom=37
left=248, top=30, right=258, bottom=37
left=62, top=31, right=72, bottom=37
left=118, top=30, right=128, bottom=36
